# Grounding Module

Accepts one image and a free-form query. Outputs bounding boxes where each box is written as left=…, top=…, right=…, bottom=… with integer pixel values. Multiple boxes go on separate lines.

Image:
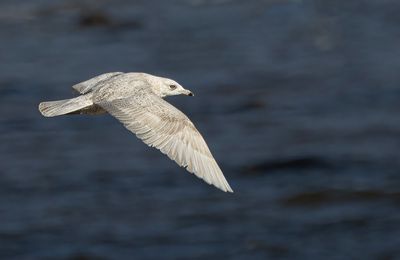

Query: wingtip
left=224, top=185, right=234, bottom=193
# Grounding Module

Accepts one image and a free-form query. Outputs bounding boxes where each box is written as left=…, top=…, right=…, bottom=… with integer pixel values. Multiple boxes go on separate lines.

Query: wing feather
left=72, top=72, right=123, bottom=94
left=98, top=95, right=233, bottom=192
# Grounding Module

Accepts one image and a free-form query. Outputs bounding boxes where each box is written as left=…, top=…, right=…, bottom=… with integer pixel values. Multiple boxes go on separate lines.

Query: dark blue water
left=1, top=0, right=400, bottom=259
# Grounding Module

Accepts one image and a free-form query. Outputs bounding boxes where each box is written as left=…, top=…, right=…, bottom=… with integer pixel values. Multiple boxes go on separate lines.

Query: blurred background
left=1, top=0, right=400, bottom=259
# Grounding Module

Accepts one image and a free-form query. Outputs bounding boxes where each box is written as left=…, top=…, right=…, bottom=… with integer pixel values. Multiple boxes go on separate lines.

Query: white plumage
left=39, top=72, right=233, bottom=193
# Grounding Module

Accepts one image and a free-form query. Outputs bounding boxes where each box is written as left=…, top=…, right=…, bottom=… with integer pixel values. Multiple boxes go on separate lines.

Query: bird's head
left=162, top=78, right=194, bottom=97
left=146, top=74, right=194, bottom=98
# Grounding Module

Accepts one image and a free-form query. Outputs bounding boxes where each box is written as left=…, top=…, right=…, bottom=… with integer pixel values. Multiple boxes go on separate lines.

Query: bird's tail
left=38, top=95, right=93, bottom=117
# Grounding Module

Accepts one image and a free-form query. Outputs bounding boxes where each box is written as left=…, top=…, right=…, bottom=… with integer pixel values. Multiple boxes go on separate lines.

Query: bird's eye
left=169, top=84, right=177, bottom=90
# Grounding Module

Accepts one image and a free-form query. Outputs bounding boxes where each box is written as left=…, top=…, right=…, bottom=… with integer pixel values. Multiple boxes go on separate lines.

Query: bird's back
left=91, top=73, right=153, bottom=103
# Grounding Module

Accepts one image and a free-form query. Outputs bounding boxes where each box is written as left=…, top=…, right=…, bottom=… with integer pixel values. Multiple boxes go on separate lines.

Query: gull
left=38, top=72, right=233, bottom=192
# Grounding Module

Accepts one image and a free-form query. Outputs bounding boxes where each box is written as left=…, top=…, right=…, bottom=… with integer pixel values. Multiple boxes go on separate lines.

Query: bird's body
left=39, top=72, right=233, bottom=193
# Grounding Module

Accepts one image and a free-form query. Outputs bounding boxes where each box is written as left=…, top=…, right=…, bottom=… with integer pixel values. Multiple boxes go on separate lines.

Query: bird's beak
left=184, top=89, right=194, bottom=96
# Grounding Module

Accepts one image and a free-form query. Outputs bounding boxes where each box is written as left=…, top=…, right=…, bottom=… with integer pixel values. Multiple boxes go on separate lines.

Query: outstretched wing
left=72, top=72, right=123, bottom=94
left=98, top=94, right=233, bottom=192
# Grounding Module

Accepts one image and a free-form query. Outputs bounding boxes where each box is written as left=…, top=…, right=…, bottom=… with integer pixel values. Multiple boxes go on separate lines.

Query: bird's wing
left=98, top=94, right=233, bottom=192
left=72, top=72, right=123, bottom=94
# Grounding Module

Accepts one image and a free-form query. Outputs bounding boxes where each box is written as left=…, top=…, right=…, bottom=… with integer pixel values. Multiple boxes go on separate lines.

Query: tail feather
left=38, top=95, right=93, bottom=117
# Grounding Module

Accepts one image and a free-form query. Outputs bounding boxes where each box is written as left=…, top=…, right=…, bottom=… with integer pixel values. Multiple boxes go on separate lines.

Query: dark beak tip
left=188, top=92, right=194, bottom=96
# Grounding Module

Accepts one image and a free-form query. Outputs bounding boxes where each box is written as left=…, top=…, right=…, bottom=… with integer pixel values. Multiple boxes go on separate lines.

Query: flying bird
left=38, top=72, right=233, bottom=193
